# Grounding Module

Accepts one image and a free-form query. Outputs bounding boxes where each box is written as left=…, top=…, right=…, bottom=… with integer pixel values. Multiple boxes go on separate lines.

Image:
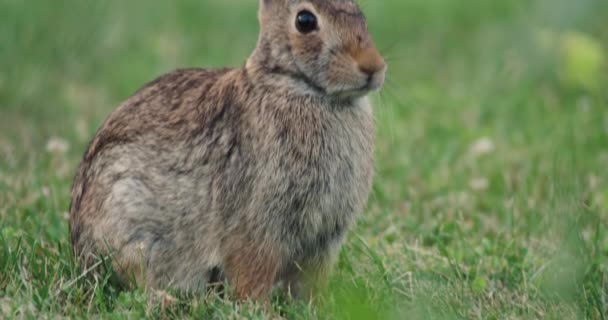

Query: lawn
left=1, top=0, right=608, bottom=318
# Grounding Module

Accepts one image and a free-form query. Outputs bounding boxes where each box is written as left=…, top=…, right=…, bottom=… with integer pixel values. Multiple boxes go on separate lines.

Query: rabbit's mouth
left=330, top=73, right=385, bottom=100
left=355, top=81, right=375, bottom=95
left=330, top=85, right=376, bottom=101
left=363, top=71, right=385, bottom=92
left=325, top=59, right=387, bottom=100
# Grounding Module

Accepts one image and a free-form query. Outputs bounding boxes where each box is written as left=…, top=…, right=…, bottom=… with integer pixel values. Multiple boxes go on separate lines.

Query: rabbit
left=69, top=0, right=386, bottom=301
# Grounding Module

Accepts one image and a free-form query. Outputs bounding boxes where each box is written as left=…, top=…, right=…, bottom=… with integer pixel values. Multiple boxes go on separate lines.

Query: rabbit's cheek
left=321, top=56, right=355, bottom=90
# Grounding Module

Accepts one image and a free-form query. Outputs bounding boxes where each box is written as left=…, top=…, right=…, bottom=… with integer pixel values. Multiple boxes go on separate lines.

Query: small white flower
left=469, top=177, right=489, bottom=192
left=0, top=298, right=12, bottom=316
left=469, top=137, right=495, bottom=157
left=46, top=137, right=70, bottom=154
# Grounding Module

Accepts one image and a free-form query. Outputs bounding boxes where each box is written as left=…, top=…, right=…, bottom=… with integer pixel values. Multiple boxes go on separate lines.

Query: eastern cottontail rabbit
left=70, top=0, right=385, bottom=300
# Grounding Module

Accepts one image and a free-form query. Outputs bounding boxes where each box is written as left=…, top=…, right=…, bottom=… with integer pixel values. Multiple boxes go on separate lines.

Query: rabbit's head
left=248, top=0, right=386, bottom=100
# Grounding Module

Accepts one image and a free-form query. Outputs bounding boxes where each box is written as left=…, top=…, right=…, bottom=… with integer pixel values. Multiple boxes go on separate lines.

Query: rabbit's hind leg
left=97, top=176, right=176, bottom=289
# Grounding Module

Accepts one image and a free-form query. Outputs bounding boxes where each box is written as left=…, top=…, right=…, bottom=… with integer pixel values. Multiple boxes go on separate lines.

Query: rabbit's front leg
left=222, top=235, right=282, bottom=300
left=282, top=248, right=340, bottom=301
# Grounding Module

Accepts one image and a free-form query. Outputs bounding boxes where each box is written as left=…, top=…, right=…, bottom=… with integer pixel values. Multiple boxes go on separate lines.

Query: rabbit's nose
left=354, top=45, right=386, bottom=76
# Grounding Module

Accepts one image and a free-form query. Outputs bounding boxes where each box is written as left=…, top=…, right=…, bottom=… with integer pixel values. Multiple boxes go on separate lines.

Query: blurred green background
left=1, top=0, right=607, bottom=318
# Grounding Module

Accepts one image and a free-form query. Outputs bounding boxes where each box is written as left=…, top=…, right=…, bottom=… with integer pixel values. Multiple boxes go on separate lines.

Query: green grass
left=1, top=0, right=608, bottom=318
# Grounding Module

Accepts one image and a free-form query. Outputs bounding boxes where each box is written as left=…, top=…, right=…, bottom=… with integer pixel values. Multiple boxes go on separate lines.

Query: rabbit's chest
left=257, top=101, right=375, bottom=249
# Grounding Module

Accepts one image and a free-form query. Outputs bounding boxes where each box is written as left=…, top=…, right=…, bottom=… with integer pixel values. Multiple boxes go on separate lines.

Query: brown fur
left=223, top=233, right=281, bottom=299
left=69, top=0, right=385, bottom=300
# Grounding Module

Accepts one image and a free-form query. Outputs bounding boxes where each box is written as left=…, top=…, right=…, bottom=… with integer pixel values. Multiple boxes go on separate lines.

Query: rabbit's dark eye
left=296, top=10, right=318, bottom=34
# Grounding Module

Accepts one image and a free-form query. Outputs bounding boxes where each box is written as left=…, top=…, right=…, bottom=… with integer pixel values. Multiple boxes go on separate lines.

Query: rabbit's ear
left=260, top=0, right=283, bottom=8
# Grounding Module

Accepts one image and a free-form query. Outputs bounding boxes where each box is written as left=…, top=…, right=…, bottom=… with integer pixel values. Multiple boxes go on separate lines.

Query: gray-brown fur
left=70, top=0, right=385, bottom=300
